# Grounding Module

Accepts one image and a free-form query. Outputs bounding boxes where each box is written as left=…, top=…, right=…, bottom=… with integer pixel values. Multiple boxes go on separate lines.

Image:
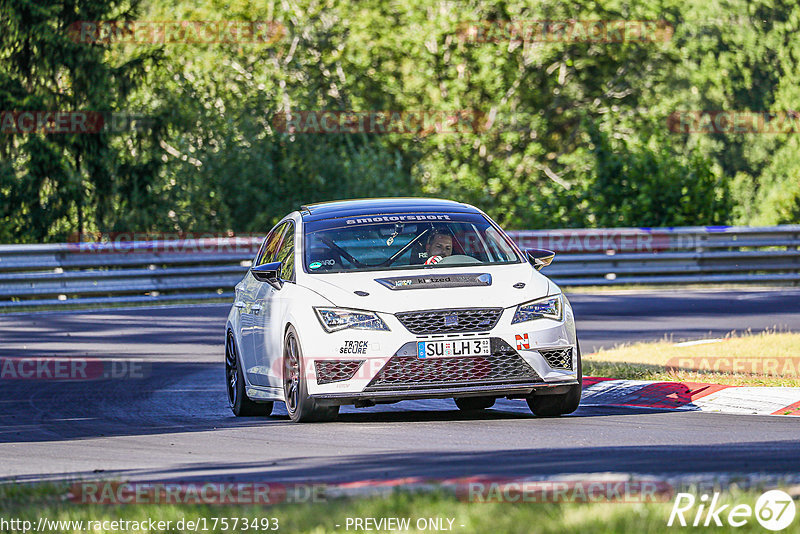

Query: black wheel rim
left=225, top=334, right=239, bottom=408
left=284, top=334, right=300, bottom=414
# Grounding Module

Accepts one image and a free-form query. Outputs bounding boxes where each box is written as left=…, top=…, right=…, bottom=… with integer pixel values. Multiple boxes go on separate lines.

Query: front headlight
left=314, top=307, right=390, bottom=332
left=512, top=294, right=563, bottom=324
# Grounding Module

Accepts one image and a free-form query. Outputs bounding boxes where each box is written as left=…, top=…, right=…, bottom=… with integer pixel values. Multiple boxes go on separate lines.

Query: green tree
left=0, top=0, right=161, bottom=242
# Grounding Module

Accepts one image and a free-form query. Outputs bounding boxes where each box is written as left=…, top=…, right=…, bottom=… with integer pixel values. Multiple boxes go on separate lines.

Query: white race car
left=225, top=198, right=581, bottom=422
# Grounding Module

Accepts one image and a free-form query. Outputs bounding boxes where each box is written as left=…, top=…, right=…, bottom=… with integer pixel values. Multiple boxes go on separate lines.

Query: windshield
left=303, top=212, right=521, bottom=273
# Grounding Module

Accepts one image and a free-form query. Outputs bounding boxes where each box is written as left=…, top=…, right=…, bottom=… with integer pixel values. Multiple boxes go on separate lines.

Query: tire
left=283, top=326, right=339, bottom=423
left=527, top=344, right=583, bottom=417
left=454, top=396, right=495, bottom=411
left=226, top=332, right=273, bottom=417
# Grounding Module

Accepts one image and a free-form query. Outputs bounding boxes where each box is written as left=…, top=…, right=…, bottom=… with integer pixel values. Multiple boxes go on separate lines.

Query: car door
left=253, top=221, right=296, bottom=389
left=239, top=222, right=286, bottom=387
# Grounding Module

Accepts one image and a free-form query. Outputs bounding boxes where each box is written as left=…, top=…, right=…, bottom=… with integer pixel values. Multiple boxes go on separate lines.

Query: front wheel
left=283, top=326, right=339, bottom=423
left=526, top=345, right=582, bottom=417
left=226, top=333, right=273, bottom=417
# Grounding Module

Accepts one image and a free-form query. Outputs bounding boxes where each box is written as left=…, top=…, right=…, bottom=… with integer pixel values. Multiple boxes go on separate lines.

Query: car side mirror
left=251, top=261, right=283, bottom=289
left=526, top=249, right=555, bottom=271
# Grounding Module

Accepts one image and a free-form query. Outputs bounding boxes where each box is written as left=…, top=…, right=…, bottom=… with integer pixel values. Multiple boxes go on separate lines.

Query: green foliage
left=584, top=122, right=729, bottom=227
left=0, top=0, right=163, bottom=242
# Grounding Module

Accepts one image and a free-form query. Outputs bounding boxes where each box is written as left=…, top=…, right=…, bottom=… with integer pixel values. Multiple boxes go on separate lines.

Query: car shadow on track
left=5, top=438, right=800, bottom=485
left=0, top=360, right=694, bottom=444
left=264, top=399, right=680, bottom=424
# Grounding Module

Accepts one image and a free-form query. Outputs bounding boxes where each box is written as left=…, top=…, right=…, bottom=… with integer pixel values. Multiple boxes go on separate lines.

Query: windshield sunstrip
left=345, top=214, right=452, bottom=225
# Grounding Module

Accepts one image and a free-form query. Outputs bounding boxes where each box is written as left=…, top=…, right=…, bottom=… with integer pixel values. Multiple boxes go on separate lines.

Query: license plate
left=417, top=338, right=491, bottom=359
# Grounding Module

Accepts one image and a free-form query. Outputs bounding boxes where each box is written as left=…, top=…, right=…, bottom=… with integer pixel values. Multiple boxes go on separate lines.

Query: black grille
left=395, top=308, right=503, bottom=335
left=540, top=348, right=573, bottom=370
left=364, top=339, right=540, bottom=391
left=315, top=360, right=364, bottom=385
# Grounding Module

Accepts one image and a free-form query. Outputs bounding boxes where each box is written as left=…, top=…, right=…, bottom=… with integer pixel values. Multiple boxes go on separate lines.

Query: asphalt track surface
left=0, top=288, right=798, bottom=484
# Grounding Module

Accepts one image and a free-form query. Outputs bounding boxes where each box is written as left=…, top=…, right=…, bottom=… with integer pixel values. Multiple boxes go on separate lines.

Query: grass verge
left=584, top=331, right=800, bottom=386
left=2, top=483, right=799, bottom=533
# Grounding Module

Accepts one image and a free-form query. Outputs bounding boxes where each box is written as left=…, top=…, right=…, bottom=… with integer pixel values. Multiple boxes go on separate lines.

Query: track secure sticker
left=340, top=341, right=368, bottom=355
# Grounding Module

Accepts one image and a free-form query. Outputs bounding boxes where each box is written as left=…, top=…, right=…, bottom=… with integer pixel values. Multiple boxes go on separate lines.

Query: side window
left=253, top=237, right=269, bottom=266
left=276, top=222, right=295, bottom=282
left=255, top=222, right=287, bottom=267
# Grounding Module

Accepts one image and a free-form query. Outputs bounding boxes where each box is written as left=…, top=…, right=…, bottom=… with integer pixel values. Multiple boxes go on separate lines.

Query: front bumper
left=304, top=304, right=580, bottom=402
left=312, top=381, right=576, bottom=406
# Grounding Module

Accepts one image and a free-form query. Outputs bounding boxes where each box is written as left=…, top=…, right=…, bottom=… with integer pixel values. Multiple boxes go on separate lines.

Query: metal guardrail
left=511, top=225, right=800, bottom=286
left=0, top=226, right=798, bottom=309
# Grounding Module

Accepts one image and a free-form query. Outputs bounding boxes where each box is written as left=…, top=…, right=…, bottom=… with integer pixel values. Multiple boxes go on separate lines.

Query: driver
left=425, top=231, right=453, bottom=264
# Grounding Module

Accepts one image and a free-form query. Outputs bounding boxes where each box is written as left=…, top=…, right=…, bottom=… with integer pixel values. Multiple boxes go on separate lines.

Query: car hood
left=298, top=263, right=554, bottom=314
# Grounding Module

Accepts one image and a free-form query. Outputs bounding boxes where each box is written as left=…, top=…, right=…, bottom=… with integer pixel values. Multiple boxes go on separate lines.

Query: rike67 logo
left=668, top=490, right=796, bottom=531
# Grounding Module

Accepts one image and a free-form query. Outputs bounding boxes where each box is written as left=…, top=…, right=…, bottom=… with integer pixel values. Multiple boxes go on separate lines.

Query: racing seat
left=409, top=236, right=430, bottom=264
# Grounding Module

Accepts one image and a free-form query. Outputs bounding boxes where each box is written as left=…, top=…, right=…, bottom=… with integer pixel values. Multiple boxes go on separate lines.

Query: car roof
left=299, top=198, right=480, bottom=222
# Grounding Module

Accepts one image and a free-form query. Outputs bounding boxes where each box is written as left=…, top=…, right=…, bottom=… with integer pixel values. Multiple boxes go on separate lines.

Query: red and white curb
left=582, top=377, right=800, bottom=416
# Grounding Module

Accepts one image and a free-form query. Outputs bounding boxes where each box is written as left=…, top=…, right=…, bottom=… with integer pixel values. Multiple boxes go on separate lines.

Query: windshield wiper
left=318, top=229, right=430, bottom=270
